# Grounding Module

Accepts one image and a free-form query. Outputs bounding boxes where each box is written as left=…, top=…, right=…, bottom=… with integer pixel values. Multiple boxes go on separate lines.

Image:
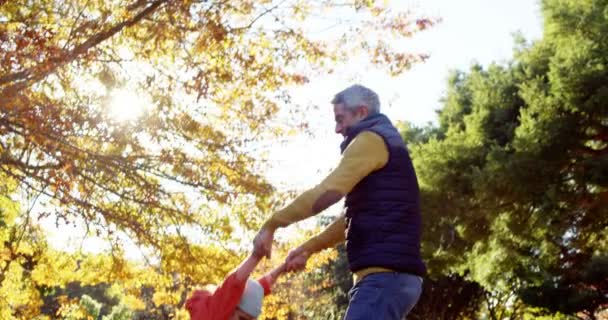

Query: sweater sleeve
left=257, top=276, right=272, bottom=296
left=262, top=131, right=388, bottom=230
left=300, top=214, right=346, bottom=253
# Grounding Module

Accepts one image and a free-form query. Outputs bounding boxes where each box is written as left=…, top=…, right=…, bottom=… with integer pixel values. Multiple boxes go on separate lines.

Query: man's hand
left=285, top=246, right=311, bottom=272
left=253, top=227, right=274, bottom=259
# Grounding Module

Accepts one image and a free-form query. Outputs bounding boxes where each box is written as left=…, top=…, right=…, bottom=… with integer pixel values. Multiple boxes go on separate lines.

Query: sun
left=108, top=88, right=149, bottom=121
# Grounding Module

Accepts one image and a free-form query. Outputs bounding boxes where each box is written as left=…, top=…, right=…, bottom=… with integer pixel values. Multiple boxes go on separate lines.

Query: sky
left=42, top=0, right=545, bottom=257
left=265, top=0, right=545, bottom=190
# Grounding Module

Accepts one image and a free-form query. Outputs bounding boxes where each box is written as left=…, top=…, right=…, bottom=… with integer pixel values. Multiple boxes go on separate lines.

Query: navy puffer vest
left=340, top=113, right=426, bottom=276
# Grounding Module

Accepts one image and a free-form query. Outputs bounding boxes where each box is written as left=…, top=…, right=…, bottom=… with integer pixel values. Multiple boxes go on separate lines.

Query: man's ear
left=357, top=105, right=369, bottom=119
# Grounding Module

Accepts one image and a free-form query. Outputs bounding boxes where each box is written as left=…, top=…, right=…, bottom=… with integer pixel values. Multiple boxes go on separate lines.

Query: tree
left=1, top=1, right=436, bottom=317
left=520, top=256, right=608, bottom=320
left=406, top=0, right=608, bottom=318
left=0, top=0, right=434, bottom=252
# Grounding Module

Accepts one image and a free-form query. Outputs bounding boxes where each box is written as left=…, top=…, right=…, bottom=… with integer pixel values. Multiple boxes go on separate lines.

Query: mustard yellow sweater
left=262, top=131, right=395, bottom=282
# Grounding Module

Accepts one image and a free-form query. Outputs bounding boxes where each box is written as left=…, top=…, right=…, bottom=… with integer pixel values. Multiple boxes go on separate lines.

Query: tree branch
left=0, top=0, right=168, bottom=93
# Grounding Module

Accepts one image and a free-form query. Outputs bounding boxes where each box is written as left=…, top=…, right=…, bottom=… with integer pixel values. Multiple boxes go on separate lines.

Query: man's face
left=333, top=103, right=368, bottom=137
left=230, top=308, right=255, bottom=320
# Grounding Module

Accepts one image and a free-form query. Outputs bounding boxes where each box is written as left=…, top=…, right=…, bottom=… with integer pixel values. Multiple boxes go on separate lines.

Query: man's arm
left=300, top=214, right=346, bottom=253
left=284, top=215, right=346, bottom=272
left=254, top=131, right=388, bottom=258
left=261, top=131, right=388, bottom=231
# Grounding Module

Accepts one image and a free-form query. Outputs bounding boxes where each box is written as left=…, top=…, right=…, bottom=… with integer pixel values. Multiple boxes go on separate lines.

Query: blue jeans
left=344, top=272, right=423, bottom=320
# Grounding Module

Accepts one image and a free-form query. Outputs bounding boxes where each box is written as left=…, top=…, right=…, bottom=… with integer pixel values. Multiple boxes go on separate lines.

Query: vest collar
left=340, top=113, right=390, bottom=152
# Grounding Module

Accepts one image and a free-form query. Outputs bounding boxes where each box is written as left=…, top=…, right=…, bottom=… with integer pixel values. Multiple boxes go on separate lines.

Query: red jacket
left=185, top=273, right=271, bottom=320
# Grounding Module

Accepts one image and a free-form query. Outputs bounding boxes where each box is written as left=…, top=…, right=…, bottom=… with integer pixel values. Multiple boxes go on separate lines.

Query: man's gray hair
left=331, top=84, right=380, bottom=115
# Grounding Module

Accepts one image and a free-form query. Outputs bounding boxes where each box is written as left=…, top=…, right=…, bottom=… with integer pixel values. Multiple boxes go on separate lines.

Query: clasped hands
left=253, top=227, right=311, bottom=272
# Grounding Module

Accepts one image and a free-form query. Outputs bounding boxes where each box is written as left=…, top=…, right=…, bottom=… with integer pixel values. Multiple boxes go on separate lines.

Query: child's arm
left=257, top=262, right=287, bottom=295
left=234, top=250, right=264, bottom=282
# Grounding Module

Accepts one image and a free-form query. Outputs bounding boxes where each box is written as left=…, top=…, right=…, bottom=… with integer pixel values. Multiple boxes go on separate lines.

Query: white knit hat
left=237, top=279, right=264, bottom=317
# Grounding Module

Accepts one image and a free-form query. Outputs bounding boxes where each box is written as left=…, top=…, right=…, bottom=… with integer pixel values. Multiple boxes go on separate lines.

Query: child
left=185, top=249, right=285, bottom=320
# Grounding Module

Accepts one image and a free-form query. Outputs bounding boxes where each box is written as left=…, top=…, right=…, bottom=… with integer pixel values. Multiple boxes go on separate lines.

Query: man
left=185, top=248, right=286, bottom=320
left=254, top=84, right=425, bottom=319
